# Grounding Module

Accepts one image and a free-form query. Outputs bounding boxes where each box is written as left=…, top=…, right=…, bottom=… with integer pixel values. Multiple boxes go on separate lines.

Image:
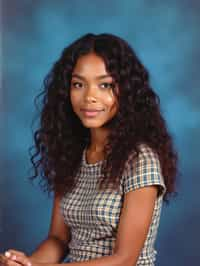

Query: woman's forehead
left=72, top=54, right=113, bottom=80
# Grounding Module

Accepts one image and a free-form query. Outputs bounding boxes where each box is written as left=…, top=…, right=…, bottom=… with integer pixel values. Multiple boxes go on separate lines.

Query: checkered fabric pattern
left=60, top=143, right=166, bottom=265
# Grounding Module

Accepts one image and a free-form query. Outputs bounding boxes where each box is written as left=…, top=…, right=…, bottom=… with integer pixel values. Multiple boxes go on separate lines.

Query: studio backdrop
left=1, top=1, right=200, bottom=265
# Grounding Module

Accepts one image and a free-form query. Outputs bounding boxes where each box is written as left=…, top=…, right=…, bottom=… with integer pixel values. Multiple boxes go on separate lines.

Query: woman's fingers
left=4, top=251, right=25, bottom=261
left=9, top=257, right=31, bottom=266
left=4, top=251, right=31, bottom=266
left=0, top=254, right=22, bottom=266
left=6, top=251, right=25, bottom=257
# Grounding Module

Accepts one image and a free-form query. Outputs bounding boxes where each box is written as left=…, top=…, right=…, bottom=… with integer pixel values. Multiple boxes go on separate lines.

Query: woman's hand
left=0, top=250, right=32, bottom=266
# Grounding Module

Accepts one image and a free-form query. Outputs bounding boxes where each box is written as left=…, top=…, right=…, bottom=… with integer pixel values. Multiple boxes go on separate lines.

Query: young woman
left=1, top=33, right=178, bottom=266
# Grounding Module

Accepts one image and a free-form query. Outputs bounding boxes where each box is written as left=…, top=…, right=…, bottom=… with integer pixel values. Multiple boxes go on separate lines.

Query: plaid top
left=60, top=143, right=166, bottom=265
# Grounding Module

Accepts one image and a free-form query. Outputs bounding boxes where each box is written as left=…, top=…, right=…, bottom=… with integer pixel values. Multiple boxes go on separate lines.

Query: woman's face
left=70, top=53, right=119, bottom=128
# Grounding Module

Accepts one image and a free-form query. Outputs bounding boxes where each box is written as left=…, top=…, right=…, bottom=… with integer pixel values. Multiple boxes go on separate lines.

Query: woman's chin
left=81, top=120, right=105, bottom=129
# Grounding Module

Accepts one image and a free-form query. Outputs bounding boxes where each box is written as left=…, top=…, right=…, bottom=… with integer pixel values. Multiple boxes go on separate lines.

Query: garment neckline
left=82, top=147, right=105, bottom=167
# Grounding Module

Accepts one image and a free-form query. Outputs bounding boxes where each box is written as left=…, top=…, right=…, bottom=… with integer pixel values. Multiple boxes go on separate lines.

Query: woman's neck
left=88, top=127, right=109, bottom=152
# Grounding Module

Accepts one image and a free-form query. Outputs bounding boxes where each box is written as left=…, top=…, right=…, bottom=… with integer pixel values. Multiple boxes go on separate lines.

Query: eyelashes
left=71, top=82, right=82, bottom=88
left=71, top=82, right=115, bottom=90
left=101, top=82, right=116, bottom=89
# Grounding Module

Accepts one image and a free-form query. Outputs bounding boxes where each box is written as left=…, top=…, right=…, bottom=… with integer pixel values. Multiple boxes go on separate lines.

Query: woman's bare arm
left=28, top=193, right=71, bottom=263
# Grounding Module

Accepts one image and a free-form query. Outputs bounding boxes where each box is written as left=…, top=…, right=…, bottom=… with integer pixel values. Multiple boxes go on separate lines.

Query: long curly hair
left=29, top=33, right=178, bottom=204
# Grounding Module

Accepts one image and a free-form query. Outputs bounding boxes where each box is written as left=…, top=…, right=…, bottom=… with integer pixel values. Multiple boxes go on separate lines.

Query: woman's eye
left=100, top=82, right=114, bottom=89
left=71, top=82, right=83, bottom=88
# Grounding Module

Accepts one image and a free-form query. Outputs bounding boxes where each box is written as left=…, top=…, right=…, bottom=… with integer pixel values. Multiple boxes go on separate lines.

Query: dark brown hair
left=29, top=33, right=178, bottom=204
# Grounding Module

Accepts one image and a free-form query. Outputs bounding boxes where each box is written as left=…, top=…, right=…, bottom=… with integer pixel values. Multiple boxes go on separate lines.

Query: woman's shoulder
left=121, top=142, right=166, bottom=197
left=126, top=143, right=159, bottom=166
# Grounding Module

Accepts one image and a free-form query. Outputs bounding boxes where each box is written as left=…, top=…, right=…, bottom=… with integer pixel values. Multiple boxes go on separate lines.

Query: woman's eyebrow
left=71, top=73, right=112, bottom=80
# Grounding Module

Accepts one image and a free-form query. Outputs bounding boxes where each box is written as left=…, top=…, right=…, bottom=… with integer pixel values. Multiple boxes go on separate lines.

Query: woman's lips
left=81, top=109, right=104, bottom=118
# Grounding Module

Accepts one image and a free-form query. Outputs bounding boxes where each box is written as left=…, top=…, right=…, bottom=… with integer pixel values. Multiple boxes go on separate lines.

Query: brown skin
left=0, top=52, right=159, bottom=266
left=70, top=52, right=119, bottom=160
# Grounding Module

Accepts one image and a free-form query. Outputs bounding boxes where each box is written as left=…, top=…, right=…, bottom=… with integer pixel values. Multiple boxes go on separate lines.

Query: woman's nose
left=84, top=86, right=97, bottom=102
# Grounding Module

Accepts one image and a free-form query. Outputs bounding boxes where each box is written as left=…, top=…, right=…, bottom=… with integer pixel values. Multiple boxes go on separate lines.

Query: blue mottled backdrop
left=1, top=0, right=200, bottom=265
